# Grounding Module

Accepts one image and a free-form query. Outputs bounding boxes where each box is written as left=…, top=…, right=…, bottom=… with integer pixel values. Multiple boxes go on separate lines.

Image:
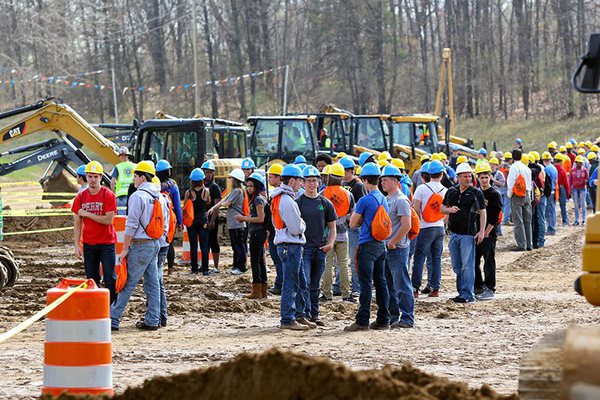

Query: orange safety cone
left=42, top=278, right=112, bottom=396
left=181, top=227, right=213, bottom=263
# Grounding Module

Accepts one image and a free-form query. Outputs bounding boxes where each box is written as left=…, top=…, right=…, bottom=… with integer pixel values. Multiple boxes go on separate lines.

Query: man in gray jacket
left=110, top=161, right=165, bottom=331
left=270, top=163, right=308, bottom=331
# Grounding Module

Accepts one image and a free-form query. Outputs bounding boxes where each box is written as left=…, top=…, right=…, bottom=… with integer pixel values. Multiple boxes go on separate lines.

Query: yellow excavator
left=518, top=33, right=600, bottom=399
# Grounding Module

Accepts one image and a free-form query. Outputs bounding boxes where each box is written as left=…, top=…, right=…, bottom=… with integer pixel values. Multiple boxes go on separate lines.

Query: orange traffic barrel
left=182, top=227, right=213, bottom=263
left=113, top=215, right=127, bottom=256
left=42, top=278, right=112, bottom=396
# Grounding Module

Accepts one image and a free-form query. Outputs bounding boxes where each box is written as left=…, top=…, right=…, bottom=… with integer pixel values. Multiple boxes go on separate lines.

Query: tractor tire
left=0, top=263, right=8, bottom=290
left=0, top=254, right=19, bottom=287
left=0, top=245, right=15, bottom=259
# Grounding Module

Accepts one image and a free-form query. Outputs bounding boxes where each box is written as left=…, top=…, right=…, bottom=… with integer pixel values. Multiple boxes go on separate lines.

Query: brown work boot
left=296, top=317, right=317, bottom=329
left=244, top=283, right=262, bottom=299
left=280, top=321, right=310, bottom=331
left=260, top=283, right=268, bottom=299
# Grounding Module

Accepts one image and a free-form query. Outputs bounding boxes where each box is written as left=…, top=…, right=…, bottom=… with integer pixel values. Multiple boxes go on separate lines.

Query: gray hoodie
left=125, top=181, right=163, bottom=239
left=270, top=184, right=306, bottom=245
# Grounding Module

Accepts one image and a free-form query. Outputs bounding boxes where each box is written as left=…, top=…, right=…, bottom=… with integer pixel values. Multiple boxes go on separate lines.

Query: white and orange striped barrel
left=42, top=278, right=112, bottom=396
left=113, top=215, right=127, bottom=256
left=181, top=227, right=213, bottom=263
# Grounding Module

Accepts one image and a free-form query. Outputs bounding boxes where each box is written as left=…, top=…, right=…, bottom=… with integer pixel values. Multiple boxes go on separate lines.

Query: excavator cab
left=247, top=115, right=318, bottom=167
left=351, top=115, right=390, bottom=155
left=387, top=114, right=439, bottom=175
left=312, top=113, right=352, bottom=156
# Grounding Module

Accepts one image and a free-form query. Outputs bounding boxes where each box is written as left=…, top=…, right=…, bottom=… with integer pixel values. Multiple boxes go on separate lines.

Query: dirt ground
left=0, top=217, right=598, bottom=399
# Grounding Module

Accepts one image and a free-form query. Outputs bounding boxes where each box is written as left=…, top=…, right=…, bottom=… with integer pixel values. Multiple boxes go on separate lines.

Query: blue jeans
left=297, top=247, right=327, bottom=319
left=545, top=193, right=557, bottom=234
left=116, top=196, right=128, bottom=216
left=269, top=237, right=283, bottom=291
left=411, top=227, right=445, bottom=290
left=573, top=188, right=587, bottom=224
left=110, top=240, right=160, bottom=328
left=277, top=243, right=305, bottom=325
left=348, top=228, right=360, bottom=293
left=559, top=186, right=569, bottom=225
left=142, top=246, right=168, bottom=324
left=536, top=196, right=547, bottom=247
left=385, top=246, right=414, bottom=326
left=356, top=241, right=389, bottom=326
left=448, top=233, right=475, bottom=302
left=502, top=191, right=511, bottom=224
left=83, top=243, right=117, bottom=304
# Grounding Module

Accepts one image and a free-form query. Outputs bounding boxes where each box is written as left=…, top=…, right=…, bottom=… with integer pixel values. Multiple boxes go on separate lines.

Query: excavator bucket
left=41, top=170, right=78, bottom=207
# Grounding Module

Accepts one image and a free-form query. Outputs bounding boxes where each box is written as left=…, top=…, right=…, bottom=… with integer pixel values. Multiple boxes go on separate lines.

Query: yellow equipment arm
left=0, top=99, right=121, bottom=165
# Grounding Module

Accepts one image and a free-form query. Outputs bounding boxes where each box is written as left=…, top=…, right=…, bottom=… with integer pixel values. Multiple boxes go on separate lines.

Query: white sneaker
left=230, top=268, right=246, bottom=275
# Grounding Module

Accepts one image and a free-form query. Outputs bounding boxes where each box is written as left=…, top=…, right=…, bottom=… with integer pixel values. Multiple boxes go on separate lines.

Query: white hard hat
left=229, top=168, right=245, bottom=182
left=118, top=146, right=131, bottom=155
left=456, top=162, right=472, bottom=175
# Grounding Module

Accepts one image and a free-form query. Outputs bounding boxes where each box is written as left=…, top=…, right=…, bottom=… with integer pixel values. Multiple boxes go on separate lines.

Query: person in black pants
left=236, top=173, right=268, bottom=299
left=184, top=168, right=211, bottom=275
left=202, top=161, right=222, bottom=273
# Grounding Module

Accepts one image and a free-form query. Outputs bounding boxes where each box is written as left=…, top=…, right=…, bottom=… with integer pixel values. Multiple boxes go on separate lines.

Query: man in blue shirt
left=541, top=152, right=558, bottom=235
left=344, top=162, right=390, bottom=331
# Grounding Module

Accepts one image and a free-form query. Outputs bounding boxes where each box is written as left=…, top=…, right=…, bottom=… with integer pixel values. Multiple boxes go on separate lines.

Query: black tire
left=0, top=254, right=18, bottom=287
left=0, top=246, right=15, bottom=259
left=0, top=263, right=7, bottom=290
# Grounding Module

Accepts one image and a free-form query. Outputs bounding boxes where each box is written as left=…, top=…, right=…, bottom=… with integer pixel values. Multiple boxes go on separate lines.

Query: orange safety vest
left=323, top=186, right=351, bottom=217
left=242, top=190, right=250, bottom=217
left=270, top=194, right=286, bottom=229
left=562, top=157, right=572, bottom=173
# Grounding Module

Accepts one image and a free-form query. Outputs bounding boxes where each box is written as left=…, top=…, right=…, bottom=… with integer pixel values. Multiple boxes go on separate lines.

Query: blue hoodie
left=400, top=174, right=412, bottom=198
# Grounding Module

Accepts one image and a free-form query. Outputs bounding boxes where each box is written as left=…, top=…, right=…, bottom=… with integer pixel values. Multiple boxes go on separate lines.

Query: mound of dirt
left=3, top=215, right=72, bottom=244
left=46, top=349, right=518, bottom=400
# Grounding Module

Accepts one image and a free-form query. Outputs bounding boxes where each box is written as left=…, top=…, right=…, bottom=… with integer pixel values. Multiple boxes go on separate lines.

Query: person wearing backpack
left=553, top=153, right=571, bottom=226
left=156, top=160, right=183, bottom=276
left=380, top=165, right=414, bottom=329
left=526, top=153, right=545, bottom=248
left=345, top=162, right=391, bottom=331
left=507, top=149, right=533, bottom=251
left=111, top=160, right=163, bottom=331
left=184, top=168, right=211, bottom=275
left=542, top=152, right=558, bottom=235
left=208, top=168, right=247, bottom=275
left=411, top=160, right=447, bottom=298
left=265, top=163, right=285, bottom=296
left=296, top=166, right=337, bottom=327
left=473, top=162, right=502, bottom=300
left=441, top=162, right=487, bottom=304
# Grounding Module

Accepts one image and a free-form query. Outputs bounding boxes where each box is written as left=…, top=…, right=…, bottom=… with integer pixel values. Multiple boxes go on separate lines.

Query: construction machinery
left=518, top=33, right=600, bottom=400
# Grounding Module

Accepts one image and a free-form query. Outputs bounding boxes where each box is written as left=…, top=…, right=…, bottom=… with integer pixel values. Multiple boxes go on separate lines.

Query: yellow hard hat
left=322, top=165, right=331, bottom=175
left=586, top=140, right=593, bottom=147
left=457, top=155, right=468, bottom=164
left=559, top=146, right=567, bottom=153
left=355, top=166, right=362, bottom=176
left=267, top=163, right=284, bottom=176
left=566, top=142, right=573, bottom=149
left=541, top=151, right=552, bottom=160
left=134, top=160, right=156, bottom=176
left=329, top=163, right=345, bottom=177
left=334, top=152, right=347, bottom=161
left=592, top=145, right=599, bottom=152
left=378, top=151, right=392, bottom=162
left=548, top=141, right=557, bottom=149
left=151, top=176, right=161, bottom=188
left=439, top=152, right=448, bottom=161
left=378, top=159, right=389, bottom=167
left=587, top=152, right=597, bottom=161
left=391, top=158, right=405, bottom=170
left=504, top=152, right=512, bottom=160
left=576, top=155, right=585, bottom=163
left=475, top=162, right=492, bottom=174
left=554, top=153, right=564, bottom=161
left=420, top=154, right=430, bottom=162
left=430, top=153, right=441, bottom=161
left=488, top=157, right=499, bottom=165
left=578, top=148, right=586, bottom=155
left=531, top=151, right=540, bottom=161
left=579, top=142, right=585, bottom=148
left=84, top=160, right=104, bottom=175
left=521, top=154, right=530, bottom=164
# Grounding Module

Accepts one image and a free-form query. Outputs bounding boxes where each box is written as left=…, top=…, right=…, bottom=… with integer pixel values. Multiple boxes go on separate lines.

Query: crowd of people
left=70, top=137, right=597, bottom=332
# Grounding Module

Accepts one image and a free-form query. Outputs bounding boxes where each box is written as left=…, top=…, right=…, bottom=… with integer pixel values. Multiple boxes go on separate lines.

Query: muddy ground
left=0, top=216, right=598, bottom=399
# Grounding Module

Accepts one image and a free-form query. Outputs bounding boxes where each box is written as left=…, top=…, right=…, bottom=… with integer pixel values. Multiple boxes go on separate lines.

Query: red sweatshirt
left=569, top=165, right=589, bottom=190
left=554, top=163, right=571, bottom=198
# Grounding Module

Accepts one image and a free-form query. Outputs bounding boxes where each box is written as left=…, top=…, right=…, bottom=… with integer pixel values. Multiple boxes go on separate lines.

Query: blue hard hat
left=478, top=148, right=487, bottom=155
left=241, top=157, right=256, bottom=170
left=381, top=165, right=401, bottom=178
left=340, top=156, right=355, bottom=170
left=515, top=138, right=522, bottom=144
left=156, top=159, right=172, bottom=172
left=190, top=168, right=205, bottom=181
left=247, top=172, right=265, bottom=189
left=450, top=144, right=458, bottom=151
left=76, top=164, right=86, bottom=176
left=201, top=160, right=216, bottom=171
left=358, top=152, right=374, bottom=167
left=302, top=165, right=320, bottom=178
left=294, top=155, right=307, bottom=164
left=360, top=162, right=381, bottom=177
left=421, top=161, right=431, bottom=174
left=427, top=160, right=445, bottom=175
left=281, top=163, right=304, bottom=178
left=569, top=138, right=577, bottom=145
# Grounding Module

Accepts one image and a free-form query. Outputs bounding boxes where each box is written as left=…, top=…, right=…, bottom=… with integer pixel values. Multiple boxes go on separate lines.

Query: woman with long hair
left=184, top=168, right=211, bottom=275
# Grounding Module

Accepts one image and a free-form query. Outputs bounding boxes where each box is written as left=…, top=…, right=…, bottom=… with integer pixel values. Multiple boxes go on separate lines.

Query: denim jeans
left=411, top=227, right=445, bottom=290
left=229, top=228, right=247, bottom=271
left=143, top=245, right=168, bottom=324
left=536, top=196, right=547, bottom=248
left=559, top=186, right=569, bottom=225
left=83, top=243, right=117, bottom=304
left=502, top=191, right=511, bottom=224
left=116, top=196, right=128, bottom=216
left=347, top=227, right=360, bottom=293
left=356, top=241, right=389, bottom=326
left=188, top=219, right=210, bottom=273
left=573, top=188, right=587, bottom=224
left=448, top=233, right=475, bottom=302
left=297, top=246, right=327, bottom=319
left=110, top=240, right=160, bottom=328
left=277, top=243, right=305, bottom=325
left=545, top=193, right=557, bottom=234
left=269, top=236, right=283, bottom=290
left=385, top=246, right=414, bottom=326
